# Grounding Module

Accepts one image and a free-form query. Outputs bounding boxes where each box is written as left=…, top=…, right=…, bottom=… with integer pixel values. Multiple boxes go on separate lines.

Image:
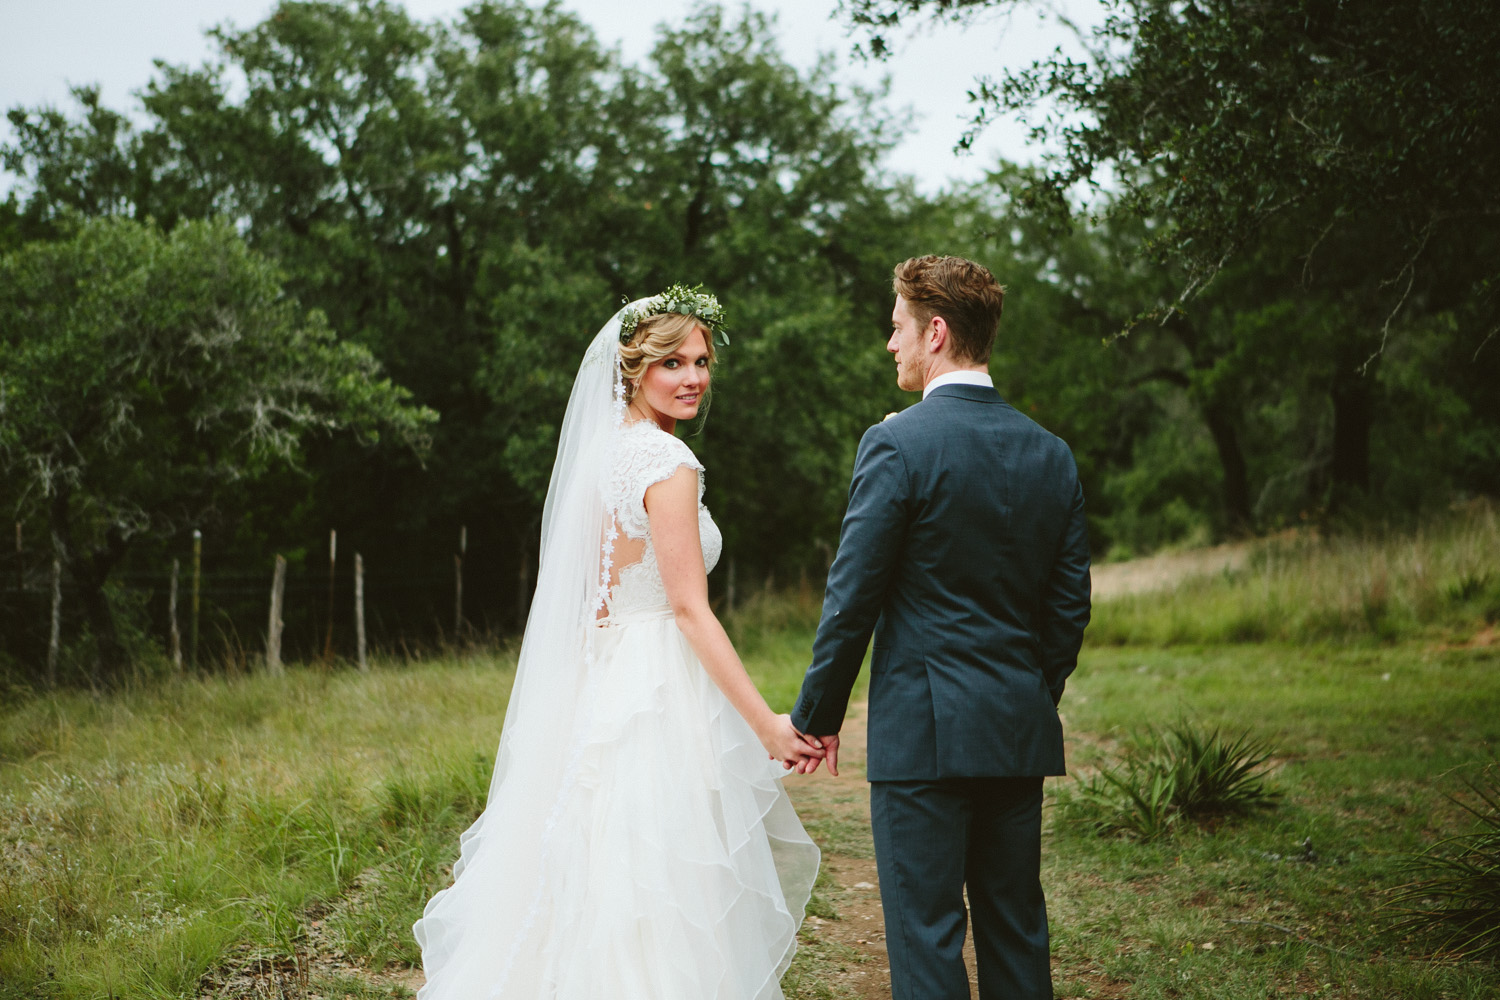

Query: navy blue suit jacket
left=791, top=383, right=1091, bottom=781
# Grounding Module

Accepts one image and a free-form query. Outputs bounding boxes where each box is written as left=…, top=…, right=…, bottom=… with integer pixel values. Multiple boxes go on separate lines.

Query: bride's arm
left=646, top=466, right=824, bottom=770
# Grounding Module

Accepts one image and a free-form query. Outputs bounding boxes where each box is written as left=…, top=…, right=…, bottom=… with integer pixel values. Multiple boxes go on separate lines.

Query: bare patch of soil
left=1091, top=542, right=1250, bottom=600
left=197, top=908, right=420, bottom=999
left=1440, top=624, right=1499, bottom=650
left=198, top=950, right=420, bottom=999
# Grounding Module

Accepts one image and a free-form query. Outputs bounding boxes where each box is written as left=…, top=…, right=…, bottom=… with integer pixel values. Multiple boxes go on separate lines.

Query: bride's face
left=634, top=326, right=711, bottom=427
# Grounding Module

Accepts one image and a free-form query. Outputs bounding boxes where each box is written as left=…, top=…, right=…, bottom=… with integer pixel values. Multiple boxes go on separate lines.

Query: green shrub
left=1387, top=764, right=1500, bottom=959
left=1057, top=721, right=1279, bottom=841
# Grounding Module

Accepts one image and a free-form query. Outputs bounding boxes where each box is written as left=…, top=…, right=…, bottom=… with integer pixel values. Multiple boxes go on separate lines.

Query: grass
left=1089, top=501, right=1500, bottom=646
left=0, top=656, right=514, bottom=999
left=0, top=616, right=851, bottom=1000
left=1045, top=642, right=1500, bottom=999
left=3, top=508, right=1498, bottom=998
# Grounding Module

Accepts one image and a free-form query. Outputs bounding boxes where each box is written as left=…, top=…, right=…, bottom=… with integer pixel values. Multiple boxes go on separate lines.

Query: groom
left=792, top=255, right=1091, bottom=999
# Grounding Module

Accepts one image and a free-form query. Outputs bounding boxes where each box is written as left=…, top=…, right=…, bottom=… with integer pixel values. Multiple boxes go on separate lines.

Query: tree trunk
left=1202, top=401, right=1254, bottom=534
left=683, top=152, right=715, bottom=253
left=76, top=558, right=126, bottom=684
left=1136, top=363, right=1254, bottom=535
left=1329, top=362, right=1374, bottom=507
left=49, top=485, right=128, bottom=683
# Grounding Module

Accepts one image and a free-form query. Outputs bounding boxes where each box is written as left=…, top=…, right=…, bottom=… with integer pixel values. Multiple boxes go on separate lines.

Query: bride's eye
left=663, top=359, right=680, bottom=369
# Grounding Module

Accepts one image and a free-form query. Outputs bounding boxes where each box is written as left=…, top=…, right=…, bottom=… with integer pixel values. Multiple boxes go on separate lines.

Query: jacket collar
left=923, top=382, right=1004, bottom=404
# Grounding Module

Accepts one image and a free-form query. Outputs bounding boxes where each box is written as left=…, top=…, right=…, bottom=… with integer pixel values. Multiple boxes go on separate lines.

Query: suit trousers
left=869, top=777, right=1052, bottom=1000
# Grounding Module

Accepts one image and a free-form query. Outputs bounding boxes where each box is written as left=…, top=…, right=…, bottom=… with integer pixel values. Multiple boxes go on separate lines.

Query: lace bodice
left=601, top=421, right=722, bottom=620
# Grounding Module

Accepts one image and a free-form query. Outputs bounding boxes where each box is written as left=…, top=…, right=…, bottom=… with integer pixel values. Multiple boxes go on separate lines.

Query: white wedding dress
left=414, top=418, right=819, bottom=1000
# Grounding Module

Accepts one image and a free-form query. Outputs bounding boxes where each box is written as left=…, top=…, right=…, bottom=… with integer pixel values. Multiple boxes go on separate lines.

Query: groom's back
left=865, top=384, right=1089, bottom=780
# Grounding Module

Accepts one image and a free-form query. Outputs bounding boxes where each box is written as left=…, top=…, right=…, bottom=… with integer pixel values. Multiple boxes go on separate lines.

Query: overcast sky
left=0, top=0, right=1099, bottom=195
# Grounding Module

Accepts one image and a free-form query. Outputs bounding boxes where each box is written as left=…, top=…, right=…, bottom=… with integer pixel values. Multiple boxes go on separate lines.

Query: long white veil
left=413, top=304, right=637, bottom=994
left=489, top=302, right=630, bottom=795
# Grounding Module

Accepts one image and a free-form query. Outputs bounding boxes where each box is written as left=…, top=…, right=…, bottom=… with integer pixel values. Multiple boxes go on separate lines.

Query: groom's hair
left=892, top=255, right=1006, bottom=364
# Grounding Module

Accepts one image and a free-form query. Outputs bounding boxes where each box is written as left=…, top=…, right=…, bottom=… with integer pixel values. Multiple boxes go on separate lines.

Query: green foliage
left=846, top=0, right=1500, bottom=547
left=0, top=215, right=435, bottom=678
left=853, top=1, right=1500, bottom=314
left=1059, top=721, right=1278, bottom=841
left=4, top=0, right=1499, bottom=686
left=1, top=2, right=922, bottom=680
left=724, top=587, right=858, bottom=714
left=1388, top=764, right=1500, bottom=960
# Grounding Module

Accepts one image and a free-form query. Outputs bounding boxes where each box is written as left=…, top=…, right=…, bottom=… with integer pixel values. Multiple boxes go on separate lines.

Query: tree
left=846, top=0, right=1500, bottom=515
left=1, top=0, right=937, bottom=639
left=0, top=217, right=435, bottom=681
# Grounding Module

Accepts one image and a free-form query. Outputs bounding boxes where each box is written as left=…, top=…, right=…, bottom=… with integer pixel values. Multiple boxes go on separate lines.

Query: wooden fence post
left=168, top=558, right=182, bottom=670
left=454, top=525, right=466, bottom=641
left=190, top=529, right=202, bottom=671
left=354, top=553, right=367, bottom=672
left=47, top=553, right=61, bottom=688
left=266, top=555, right=286, bottom=676
left=323, top=529, right=337, bottom=662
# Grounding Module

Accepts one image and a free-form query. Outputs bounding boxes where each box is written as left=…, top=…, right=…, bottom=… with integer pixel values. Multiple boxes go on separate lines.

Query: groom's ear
left=927, top=315, right=950, bottom=355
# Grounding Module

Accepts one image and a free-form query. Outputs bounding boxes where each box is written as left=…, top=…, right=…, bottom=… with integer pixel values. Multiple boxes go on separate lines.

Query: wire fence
left=0, top=528, right=535, bottom=681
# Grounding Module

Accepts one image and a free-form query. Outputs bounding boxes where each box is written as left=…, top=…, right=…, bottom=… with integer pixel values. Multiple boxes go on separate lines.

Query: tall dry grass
left=1088, top=501, right=1500, bottom=646
left=0, top=655, right=515, bottom=998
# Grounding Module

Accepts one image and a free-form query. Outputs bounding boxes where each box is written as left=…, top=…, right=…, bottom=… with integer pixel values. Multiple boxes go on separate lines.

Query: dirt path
left=781, top=699, right=892, bottom=998
left=1089, top=541, right=1249, bottom=600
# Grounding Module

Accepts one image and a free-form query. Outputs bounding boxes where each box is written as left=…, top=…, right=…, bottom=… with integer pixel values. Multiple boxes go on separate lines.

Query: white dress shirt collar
left=922, top=369, right=994, bottom=400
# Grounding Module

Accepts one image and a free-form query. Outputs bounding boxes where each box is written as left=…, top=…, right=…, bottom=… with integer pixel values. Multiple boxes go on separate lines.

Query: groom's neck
left=921, top=358, right=989, bottom=390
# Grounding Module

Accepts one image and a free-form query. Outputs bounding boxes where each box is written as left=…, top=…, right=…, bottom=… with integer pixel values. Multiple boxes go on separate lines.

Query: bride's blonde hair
left=619, top=312, right=717, bottom=404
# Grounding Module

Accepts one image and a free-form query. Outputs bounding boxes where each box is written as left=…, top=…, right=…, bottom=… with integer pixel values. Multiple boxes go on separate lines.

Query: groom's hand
left=801, top=735, right=839, bottom=777
left=760, top=714, right=826, bottom=772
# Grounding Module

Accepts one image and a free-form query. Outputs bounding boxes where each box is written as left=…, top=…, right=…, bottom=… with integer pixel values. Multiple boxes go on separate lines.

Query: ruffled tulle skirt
left=413, top=615, right=820, bottom=999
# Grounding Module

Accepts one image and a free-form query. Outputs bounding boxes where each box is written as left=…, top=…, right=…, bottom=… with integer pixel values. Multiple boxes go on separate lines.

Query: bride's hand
left=758, top=714, right=824, bottom=772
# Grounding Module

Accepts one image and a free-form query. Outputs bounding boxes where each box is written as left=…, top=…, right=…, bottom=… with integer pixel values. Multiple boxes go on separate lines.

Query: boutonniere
left=882, top=412, right=899, bottom=422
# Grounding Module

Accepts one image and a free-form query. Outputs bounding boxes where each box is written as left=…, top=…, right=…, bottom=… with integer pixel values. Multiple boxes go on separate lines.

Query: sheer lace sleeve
left=607, top=422, right=705, bottom=541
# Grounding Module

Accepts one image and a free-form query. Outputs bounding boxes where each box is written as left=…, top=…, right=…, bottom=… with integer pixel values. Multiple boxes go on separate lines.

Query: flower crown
left=618, top=284, right=730, bottom=348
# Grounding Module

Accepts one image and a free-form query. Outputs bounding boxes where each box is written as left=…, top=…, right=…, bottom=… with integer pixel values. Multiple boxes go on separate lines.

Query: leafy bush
left=1058, top=722, right=1279, bottom=841
left=1387, top=764, right=1500, bottom=959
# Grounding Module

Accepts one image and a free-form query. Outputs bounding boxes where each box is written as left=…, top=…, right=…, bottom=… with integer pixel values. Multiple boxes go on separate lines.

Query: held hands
left=796, top=734, right=839, bottom=777
left=758, top=714, right=826, bottom=774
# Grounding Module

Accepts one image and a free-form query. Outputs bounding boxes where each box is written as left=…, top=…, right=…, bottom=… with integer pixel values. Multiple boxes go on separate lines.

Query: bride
left=413, top=287, right=824, bottom=999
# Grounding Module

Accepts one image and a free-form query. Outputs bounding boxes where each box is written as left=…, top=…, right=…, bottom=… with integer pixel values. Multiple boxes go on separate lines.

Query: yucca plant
left=1158, top=721, right=1280, bottom=819
left=1387, top=765, right=1500, bottom=959
left=1057, top=721, right=1279, bottom=841
left=1067, top=761, right=1181, bottom=840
